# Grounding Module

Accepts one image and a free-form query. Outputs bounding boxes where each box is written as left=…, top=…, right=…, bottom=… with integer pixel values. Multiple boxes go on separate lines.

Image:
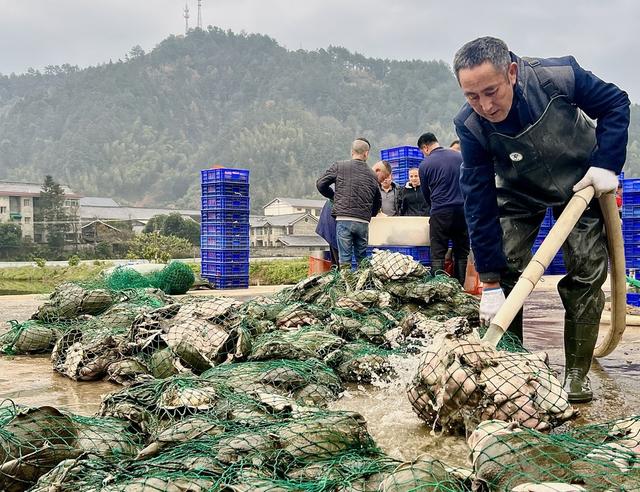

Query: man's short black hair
left=356, top=137, right=371, bottom=148
left=417, top=133, right=438, bottom=148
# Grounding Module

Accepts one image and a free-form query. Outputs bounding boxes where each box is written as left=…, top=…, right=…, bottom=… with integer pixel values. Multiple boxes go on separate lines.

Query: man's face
left=408, top=169, right=420, bottom=187
left=458, top=61, right=517, bottom=123
left=382, top=175, right=393, bottom=188
left=372, top=162, right=389, bottom=183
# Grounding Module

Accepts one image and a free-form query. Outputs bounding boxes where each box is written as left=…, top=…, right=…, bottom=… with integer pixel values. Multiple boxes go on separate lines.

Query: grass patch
left=249, top=259, right=308, bottom=286
left=0, top=263, right=111, bottom=295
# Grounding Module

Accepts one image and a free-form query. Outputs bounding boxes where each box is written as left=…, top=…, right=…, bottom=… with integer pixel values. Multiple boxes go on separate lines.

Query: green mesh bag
left=150, top=261, right=196, bottom=295
left=0, top=401, right=140, bottom=491
left=468, top=416, right=640, bottom=490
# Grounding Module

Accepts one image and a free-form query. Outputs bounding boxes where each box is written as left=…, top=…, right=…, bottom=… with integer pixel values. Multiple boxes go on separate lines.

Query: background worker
left=374, top=160, right=400, bottom=216
left=417, top=132, right=469, bottom=285
left=316, top=139, right=382, bottom=269
left=453, top=36, right=630, bottom=403
left=399, top=168, right=430, bottom=216
left=449, top=139, right=461, bottom=152
left=316, top=194, right=339, bottom=267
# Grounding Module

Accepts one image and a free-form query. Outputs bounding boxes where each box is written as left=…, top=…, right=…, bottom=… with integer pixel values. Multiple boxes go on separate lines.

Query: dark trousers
left=429, top=207, right=470, bottom=285
left=500, top=202, right=608, bottom=341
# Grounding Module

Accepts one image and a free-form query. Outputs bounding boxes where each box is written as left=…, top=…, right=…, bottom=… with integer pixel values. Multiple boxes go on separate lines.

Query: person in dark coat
left=399, top=168, right=430, bottom=216
left=453, top=36, right=630, bottom=403
left=316, top=139, right=382, bottom=269
left=417, top=132, right=469, bottom=285
left=316, top=194, right=339, bottom=267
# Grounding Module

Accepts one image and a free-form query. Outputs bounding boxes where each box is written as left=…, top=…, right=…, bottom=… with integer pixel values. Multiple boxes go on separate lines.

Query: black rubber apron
left=487, top=95, right=608, bottom=339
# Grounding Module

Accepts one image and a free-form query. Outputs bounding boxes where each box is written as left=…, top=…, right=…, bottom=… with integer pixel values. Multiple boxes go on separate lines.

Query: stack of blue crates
left=200, top=168, right=250, bottom=289
left=623, top=177, right=640, bottom=270
left=622, top=176, right=640, bottom=306
left=532, top=209, right=566, bottom=275
left=381, top=146, right=423, bottom=186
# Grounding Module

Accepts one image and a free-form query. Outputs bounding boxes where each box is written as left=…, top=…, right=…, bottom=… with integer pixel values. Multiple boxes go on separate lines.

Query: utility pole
left=197, top=0, right=203, bottom=30
left=184, top=2, right=190, bottom=34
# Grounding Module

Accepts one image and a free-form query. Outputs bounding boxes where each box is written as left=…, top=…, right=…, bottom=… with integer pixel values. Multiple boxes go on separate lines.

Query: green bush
left=249, top=259, right=308, bottom=285
left=68, top=255, right=81, bottom=267
left=33, top=257, right=46, bottom=268
left=126, top=233, right=193, bottom=263
left=95, top=242, right=114, bottom=259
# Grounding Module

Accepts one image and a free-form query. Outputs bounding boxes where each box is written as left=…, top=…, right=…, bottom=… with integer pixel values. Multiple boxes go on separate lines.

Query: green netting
left=8, top=250, right=630, bottom=491
left=407, top=318, right=576, bottom=435
left=0, top=400, right=141, bottom=491
left=468, top=416, right=640, bottom=490
left=83, top=261, right=196, bottom=295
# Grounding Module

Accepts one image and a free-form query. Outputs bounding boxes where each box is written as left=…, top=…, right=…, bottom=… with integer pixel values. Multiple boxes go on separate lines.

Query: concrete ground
left=0, top=278, right=638, bottom=423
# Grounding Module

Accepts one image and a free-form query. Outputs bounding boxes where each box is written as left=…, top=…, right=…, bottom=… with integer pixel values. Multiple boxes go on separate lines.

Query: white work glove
left=480, top=287, right=506, bottom=327
left=573, top=166, right=619, bottom=198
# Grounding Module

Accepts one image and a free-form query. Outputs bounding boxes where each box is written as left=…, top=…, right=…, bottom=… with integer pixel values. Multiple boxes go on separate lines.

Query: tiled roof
left=249, top=213, right=317, bottom=227
left=264, top=197, right=326, bottom=209
left=79, top=197, right=120, bottom=207
left=0, top=180, right=80, bottom=198
left=277, top=235, right=328, bottom=247
left=80, top=206, right=199, bottom=222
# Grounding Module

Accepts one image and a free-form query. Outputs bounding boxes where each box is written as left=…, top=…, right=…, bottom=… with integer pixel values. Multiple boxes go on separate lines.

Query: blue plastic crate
left=623, top=178, right=640, bottom=193
left=622, top=205, right=640, bottom=218
left=627, top=292, right=640, bottom=306
left=202, top=182, right=250, bottom=197
left=392, top=170, right=409, bottom=185
left=204, top=275, right=250, bottom=289
left=201, top=168, right=250, bottom=184
left=201, top=222, right=250, bottom=236
left=625, top=243, right=640, bottom=257
left=201, top=261, right=249, bottom=277
left=623, top=230, right=640, bottom=243
left=623, top=193, right=640, bottom=206
left=201, top=234, right=249, bottom=250
left=388, top=157, right=423, bottom=170
left=627, top=256, right=640, bottom=269
left=201, top=210, right=249, bottom=223
left=622, top=218, right=640, bottom=233
left=201, top=195, right=250, bottom=211
left=201, top=249, right=250, bottom=263
left=381, top=146, right=423, bottom=160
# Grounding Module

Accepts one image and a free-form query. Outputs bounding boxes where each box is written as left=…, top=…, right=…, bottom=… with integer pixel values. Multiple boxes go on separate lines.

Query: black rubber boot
left=454, top=257, right=468, bottom=287
left=563, top=320, right=599, bottom=403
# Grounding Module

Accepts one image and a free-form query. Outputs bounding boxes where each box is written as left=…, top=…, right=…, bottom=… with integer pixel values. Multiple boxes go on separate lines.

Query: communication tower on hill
left=197, top=0, right=203, bottom=29
left=184, top=2, right=190, bottom=33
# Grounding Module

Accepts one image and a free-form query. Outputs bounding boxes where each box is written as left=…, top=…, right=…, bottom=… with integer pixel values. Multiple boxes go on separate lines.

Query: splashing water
left=329, top=348, right=471, bottom=467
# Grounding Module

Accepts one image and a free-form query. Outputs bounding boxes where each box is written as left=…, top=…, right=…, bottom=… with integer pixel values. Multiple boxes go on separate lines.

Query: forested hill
left=1, top=27, right=639, bottom=211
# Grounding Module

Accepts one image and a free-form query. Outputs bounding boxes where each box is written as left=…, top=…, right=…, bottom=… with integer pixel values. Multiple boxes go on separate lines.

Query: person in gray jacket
left=317, top=139, right=382, bottom=269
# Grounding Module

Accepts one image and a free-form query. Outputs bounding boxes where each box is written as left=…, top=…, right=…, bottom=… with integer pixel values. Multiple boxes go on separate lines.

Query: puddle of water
left=0, top=355, right=117, bottom=415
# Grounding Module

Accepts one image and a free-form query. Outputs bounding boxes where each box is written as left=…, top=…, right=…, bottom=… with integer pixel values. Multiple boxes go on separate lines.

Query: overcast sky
left=0, top=0, right=637, bottom=102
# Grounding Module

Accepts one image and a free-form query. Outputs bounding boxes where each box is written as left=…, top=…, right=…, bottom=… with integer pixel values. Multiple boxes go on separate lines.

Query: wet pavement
left=0, top=279, right=639, bottom=464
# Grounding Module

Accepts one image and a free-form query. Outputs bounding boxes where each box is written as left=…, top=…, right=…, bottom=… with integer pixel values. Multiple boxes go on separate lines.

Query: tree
left=127, top=232, right=193, bottom=263
left=39, top=175, right=70, bottom=253
left=0, top=222, right=21, bottom=247
left=143, top=215, right=168, bottom=233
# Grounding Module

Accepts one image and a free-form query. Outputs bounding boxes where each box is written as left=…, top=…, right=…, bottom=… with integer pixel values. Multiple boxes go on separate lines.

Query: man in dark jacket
left=417, top=132, right=469, bottom=285
left=453, top=36, right=630, bottom=403
left=399, top=168, right=430, bottom=216
left=316, top=139, right=382, bottom=269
